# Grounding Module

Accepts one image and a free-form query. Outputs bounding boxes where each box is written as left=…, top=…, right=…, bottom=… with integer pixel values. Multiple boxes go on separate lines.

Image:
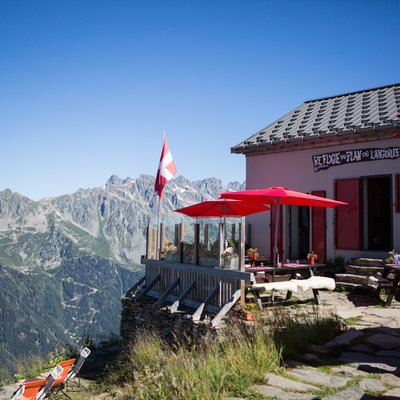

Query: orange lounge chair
left=11, top=347, right=91, bottom=400
left=51, top=347, right=91, bottom=398
left=11, top=365, right=63, bottom=400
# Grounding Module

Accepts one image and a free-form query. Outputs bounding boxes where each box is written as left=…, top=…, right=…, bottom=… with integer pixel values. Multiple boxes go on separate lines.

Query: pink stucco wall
left=244, top=136, right=400, bottom=262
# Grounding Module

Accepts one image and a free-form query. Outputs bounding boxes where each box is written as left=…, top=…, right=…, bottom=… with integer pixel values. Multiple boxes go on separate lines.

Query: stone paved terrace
left=228, top=289, right=400, bottom=400
left=1, top=289, right=400, bottom=399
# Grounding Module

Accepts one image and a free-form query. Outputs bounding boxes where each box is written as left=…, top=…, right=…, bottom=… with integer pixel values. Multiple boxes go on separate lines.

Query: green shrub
left=271, top=307, right=346, bottom=358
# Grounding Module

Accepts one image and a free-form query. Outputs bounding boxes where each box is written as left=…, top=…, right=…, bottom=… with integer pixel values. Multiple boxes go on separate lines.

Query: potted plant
left=162, top=242, right=178, bottom=260
left=221, top=247, right=239, bottom=269
left=307, top=250, right=318, bottom=265
left=386, top=250, right=398, bottom=265
left=233, top=301, right=256, bottom=320
left=247, top=247, right=259, bottom=261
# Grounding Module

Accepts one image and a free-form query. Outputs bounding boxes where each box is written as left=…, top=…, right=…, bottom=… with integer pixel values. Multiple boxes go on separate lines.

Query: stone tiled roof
left=232, top=83, right=400, bottom=154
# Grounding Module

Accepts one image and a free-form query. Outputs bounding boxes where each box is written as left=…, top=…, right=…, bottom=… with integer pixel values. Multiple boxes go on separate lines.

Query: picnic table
left=245, top=263, right=334, bottom=308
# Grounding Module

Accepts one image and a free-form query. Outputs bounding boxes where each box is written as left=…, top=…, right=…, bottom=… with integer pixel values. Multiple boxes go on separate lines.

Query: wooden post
left=153, top=226, right=158, bottom=259
left=146, top=222, right=153, bottom=259
left=179, top=223, right=184, bottom=263
left=174, top=224, right=179, bottom=246
left=194, top=223, right=200, bottom=265
left=231, top=223, right=236, bottom=244
left=218, top=223, right=225, bottom=268
left=239, top=222, right=246, bottom=301
left=204, top=224, right=209, bottom=250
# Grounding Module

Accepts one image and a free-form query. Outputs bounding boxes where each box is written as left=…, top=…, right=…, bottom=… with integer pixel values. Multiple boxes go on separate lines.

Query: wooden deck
left=125, top=221, right=254, bottom=326
left=126, top=257, right=253, bottom=327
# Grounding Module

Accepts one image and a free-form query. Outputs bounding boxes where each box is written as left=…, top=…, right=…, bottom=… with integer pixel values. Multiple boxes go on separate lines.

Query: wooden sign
left=313, top=147, right=400, bottom=172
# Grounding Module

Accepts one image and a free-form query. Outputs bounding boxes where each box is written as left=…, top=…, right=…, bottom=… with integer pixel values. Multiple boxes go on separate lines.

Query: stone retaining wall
left=120, top=295, right=223, bottom=348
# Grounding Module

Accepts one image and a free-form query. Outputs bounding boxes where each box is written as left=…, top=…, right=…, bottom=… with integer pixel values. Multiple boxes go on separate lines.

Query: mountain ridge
left=0, top=174, right=245, bottom=269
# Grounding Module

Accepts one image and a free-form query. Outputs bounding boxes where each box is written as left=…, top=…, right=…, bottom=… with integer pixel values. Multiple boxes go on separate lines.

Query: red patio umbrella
left=220, top=187, right=347, bottom=265
left=175, top=198, right=271, bottom=218
left=175, top=199, right=271, bottom=268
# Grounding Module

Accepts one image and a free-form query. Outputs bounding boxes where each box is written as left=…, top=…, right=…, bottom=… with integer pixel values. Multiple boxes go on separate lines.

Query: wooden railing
left=140, top=258, right=253, bottom=314
left=145, top=221, right=252, bottom=268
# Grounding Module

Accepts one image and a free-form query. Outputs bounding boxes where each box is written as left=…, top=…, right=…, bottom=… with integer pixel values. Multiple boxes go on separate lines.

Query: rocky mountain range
left=0, top=174, right=243, bottom=269
left=0, top=175, right=244, bottom=378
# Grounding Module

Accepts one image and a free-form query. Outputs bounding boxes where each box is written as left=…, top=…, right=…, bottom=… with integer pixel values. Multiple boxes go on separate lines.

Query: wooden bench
left=250, top=276, right=336, bottom=308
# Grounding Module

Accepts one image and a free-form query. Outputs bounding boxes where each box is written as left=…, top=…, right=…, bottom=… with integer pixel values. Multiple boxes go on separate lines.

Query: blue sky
left=1, top=0, right=399, bottom=200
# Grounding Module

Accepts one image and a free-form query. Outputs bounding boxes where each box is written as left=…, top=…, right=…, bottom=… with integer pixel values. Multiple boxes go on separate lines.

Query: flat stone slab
left=264, top=373, right=320, bottom=392
left=251, top=385, right=317, bottom=400
left=366, top=333, right=400, bottom=349
left=376, top=350, right=400, bottom=358
left=381, top=387, right=400, bottom=399
left=308, top=344, right=329, bottom=354
left=285, top=360, right=306, bottom=368
left=381, top=373, right=400, bottom=387
left=350, top=344, right=374, bottom=353
left=372, top=326, right=400, bottom=337
left=0, top=384, right=20, bottom=400
left=359, top=315, right=400, bottom=329
left=339, top=351, right=400, bottom=369
left=358, top=378, right=386, bottom=392
left=288, top=368, right=348, bottom=388
left=358, top=363, right=398, bottom=374
left=298, top=353, right=323, bottom=362
left=331, top=365, right=368, bottom=377
left=322, top=387, right=371, bottom=400
left=371, top=326, right=400, bottom=338
left=325, top=329, right=364, bottom=348
left=365, top=309, right=400, bottom=319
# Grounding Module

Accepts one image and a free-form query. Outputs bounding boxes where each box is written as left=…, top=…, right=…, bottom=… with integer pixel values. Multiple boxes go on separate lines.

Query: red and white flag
left=155, top=135, right=177, bottom=197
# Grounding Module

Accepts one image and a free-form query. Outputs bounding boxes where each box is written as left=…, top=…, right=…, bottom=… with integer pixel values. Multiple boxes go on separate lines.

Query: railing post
left=239, top=222, right=246, bottom=301
left=194, top=223, right=200, bottom=265
left=179, top=223, right=184, bottom=263
left=231, top=223, right=236, bottom=244
left=174, top=224, right=179, bottom=246
left=204, top=224, right=209, bottom=250
left=146, top=222, right=153, bottom=259
left=218, top=223, right=225, bottom=268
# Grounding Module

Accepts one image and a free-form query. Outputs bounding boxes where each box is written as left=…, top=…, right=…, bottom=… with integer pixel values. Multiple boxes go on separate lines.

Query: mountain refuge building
left=232, top=83, right=400, bottom=262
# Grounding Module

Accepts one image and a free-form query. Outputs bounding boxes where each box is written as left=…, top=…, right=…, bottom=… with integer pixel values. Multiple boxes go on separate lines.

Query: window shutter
left=335, top=179, right=362, bottom=250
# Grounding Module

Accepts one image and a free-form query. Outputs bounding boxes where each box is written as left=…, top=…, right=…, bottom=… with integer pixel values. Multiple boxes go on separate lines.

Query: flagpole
left=157, top=195, right=162, bottom=259
left=157, top=131, right=166, bottom=259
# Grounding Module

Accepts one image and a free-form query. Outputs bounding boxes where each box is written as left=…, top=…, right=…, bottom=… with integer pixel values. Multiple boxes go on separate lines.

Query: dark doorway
left=365, top=176, right=392, bottom=250
left=298, top=206, right=310, bottom=258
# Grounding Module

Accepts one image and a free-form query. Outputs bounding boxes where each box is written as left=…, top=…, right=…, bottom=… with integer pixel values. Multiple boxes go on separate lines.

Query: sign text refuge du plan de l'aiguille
left=312, top=147, right=400, bottom=172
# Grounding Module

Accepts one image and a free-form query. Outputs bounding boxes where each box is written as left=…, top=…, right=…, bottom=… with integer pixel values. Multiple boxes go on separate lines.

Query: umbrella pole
left=273, top=198, right=280, bottom=267
left=224, top=216, right=227, bottom=248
